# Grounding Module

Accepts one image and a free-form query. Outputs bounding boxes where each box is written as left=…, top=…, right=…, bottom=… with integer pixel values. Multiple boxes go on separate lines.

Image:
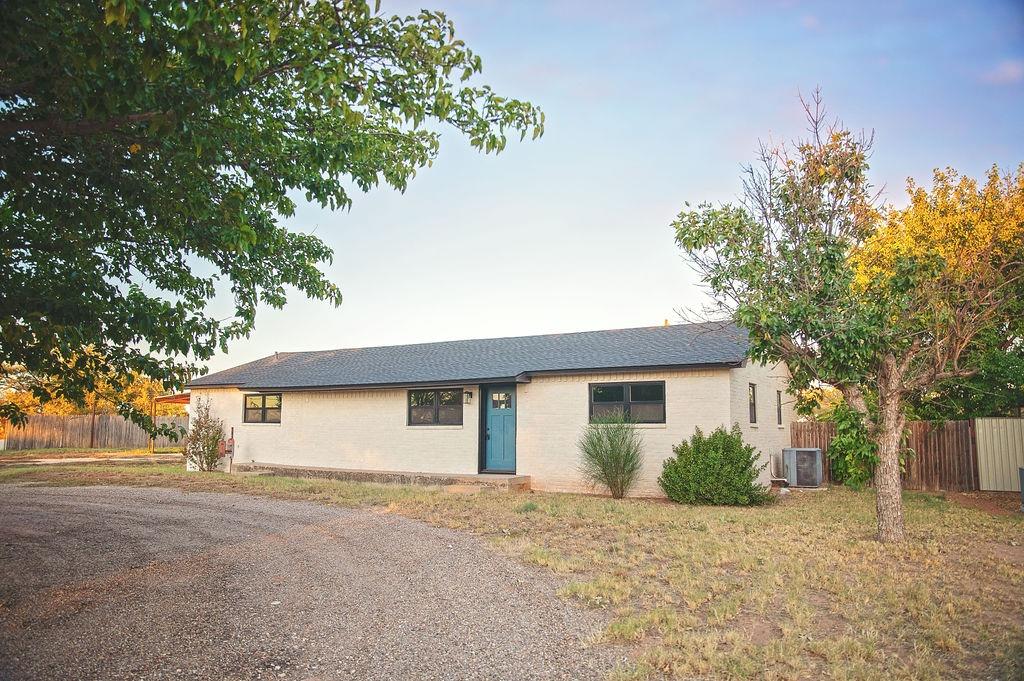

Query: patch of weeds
left=607, top=659, right=653, bottom=681
left=605, top=613, right=648, bottom=642
left=519, top=545, right=580, bottom=574
left=905, top=491, right=950, bottom=512
left=605, top=607, right=682, bottom=644
left=560, top=575, right=633, bottom=608
left=515, top=500, right=539, bottom=513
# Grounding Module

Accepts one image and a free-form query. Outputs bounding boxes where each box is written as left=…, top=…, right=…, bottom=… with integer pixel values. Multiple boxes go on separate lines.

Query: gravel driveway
left=0, top=485, right=620, bottom=680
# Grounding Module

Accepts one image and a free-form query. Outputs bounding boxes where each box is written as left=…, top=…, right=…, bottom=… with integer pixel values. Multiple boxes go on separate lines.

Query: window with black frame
left=748, top=383, right=757, bottom=424
left=589, top=381, right=665, bottom=423
left=408, top=389, right=463, bottom=425
left=243, top=393, right=282, bottom=423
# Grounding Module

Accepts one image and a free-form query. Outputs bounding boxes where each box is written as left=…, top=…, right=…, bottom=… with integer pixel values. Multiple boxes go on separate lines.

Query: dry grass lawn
left=1, top=462, right=1021, bottom=680
left=0, top=447, right=182, bottom=461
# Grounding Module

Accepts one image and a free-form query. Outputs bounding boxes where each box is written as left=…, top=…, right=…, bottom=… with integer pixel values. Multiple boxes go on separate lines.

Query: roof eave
left=200, top=376, right=527, bottom=393
left=187, top=361, right=745, bottom=392
left=520, top=361, right=745, bottom=378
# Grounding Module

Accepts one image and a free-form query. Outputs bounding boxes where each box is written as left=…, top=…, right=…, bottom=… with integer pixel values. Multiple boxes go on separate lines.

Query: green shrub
left=182, top=398, right=224, bottom=472
left=577, top=412, right=645, bottom=499
left=659, top=425, right=770, bottom=506
left=826, top=402, right=878, bottom=490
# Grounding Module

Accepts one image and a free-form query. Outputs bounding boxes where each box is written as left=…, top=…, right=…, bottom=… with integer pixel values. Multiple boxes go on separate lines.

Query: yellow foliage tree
left=847, top=165, right=1024, bottom=421
left=854, top=165, right=1024, bottom=286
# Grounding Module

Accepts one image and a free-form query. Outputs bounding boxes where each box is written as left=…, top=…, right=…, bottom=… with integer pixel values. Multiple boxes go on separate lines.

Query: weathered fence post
left=88, top=396, right=98, bottom=449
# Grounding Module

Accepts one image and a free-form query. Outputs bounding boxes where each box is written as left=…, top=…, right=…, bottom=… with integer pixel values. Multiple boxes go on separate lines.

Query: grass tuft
left=515, top=500, right=540, bottom=513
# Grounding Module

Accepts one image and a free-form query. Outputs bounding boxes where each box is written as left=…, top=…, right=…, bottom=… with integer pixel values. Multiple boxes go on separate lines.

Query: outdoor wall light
left=463, top=390, right=473, bottom=404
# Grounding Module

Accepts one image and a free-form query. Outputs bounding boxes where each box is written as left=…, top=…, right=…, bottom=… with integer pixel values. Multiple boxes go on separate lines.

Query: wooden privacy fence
left=791, top=419, right=985, bottom=492
left=5, top=414, right=188, bottom=451
left=903, top=420, right=979, bottom=492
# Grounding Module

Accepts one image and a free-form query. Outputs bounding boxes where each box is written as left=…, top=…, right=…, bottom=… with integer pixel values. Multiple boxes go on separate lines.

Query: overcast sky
left=201, top=0, right=1024, bottom=374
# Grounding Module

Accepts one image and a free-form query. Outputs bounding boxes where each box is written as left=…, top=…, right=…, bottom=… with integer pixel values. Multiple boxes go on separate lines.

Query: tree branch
left=0, top=111, right=167, bottom=137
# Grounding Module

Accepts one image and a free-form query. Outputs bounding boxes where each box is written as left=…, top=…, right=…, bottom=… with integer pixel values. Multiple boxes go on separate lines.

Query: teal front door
left=484, top=386, right=516, bottom=472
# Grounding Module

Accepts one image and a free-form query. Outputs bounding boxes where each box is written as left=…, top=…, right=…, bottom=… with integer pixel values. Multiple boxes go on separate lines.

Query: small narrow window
left=776, top=390, right=783, bottom=426
left=748, top=383, right=757, bottom=424
left=408, top=389, right=463, bottom=426
left=243, top=393, right=282, bottom=423
left=589, top=382, right=665, bottom=424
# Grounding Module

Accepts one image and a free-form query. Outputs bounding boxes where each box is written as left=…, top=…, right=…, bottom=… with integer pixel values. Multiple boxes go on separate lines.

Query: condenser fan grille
left=796, top=450, right=818, bottom=486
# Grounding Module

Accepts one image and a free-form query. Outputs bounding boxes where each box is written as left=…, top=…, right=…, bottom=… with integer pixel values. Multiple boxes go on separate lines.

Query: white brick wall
left=516, top=368, right=734, bottom=496
left=192, top=361, right=794, bottom=497
left=728, top=361, right=797, bottom=484
left=191, top=386, right=479, bottom=475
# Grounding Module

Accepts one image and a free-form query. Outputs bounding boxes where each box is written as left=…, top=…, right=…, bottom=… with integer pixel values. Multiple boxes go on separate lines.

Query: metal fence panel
left=976, top=418, right=1024, bottom=492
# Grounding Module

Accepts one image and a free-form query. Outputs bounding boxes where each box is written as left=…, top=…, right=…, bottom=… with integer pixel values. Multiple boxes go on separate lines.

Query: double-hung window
left=408, top=389, right=463, bottom=426
left=589, top=381, right=665, bottom=424
left=244, top=393, right=282, bottom=423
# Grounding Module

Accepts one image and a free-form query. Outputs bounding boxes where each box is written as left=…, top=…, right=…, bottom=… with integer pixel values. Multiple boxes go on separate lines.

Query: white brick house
left=188, top=322, right=795, bottom=496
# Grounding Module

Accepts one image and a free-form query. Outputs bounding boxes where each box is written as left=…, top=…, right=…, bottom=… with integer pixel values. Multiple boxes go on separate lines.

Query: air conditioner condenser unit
left=782, top=447, right=823, bottom=487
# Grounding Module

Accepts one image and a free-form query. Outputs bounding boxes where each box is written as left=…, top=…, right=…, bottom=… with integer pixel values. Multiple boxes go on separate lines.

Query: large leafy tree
left=0, top=1, right=543, bottom=434
left=673, top=93, right=1023, bottom=543
left=857, top=173, right=1024, bottom=421
left=909, top=340, right=1023, bottom=420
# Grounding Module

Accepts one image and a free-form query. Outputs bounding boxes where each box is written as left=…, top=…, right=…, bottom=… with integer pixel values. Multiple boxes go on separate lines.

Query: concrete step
left=233, top=462, right=531, bottom=492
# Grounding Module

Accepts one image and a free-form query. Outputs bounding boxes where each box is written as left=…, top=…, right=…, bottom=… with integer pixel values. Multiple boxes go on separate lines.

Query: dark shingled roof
left=187, top=321, right=749, bottom=390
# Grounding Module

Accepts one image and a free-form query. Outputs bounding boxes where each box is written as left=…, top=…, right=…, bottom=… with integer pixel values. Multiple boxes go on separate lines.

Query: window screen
left=243, top=393, right=282, bottom=423
left=589, top=382, right=665, bottom=424
left=408, top=389, right=463, bottom=426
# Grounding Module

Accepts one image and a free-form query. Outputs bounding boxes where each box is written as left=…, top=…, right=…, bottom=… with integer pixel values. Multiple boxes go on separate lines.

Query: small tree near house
left=672, top=91, right=1024, bottom=542
left=183, top=398, right=224, bottom=472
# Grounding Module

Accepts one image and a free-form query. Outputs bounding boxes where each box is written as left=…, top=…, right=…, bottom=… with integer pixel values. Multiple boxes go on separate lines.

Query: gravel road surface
left=0, top=485, right=619, bottom=680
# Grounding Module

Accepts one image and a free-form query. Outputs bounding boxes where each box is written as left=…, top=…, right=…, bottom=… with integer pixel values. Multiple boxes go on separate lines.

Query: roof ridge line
left=251, top=319, right=738, bottom=359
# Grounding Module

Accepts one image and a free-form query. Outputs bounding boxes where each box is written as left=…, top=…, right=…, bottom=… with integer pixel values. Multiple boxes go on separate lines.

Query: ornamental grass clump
left=659, top=425, right=771, bottom=506
left=577, top=412, right=645, bottom=499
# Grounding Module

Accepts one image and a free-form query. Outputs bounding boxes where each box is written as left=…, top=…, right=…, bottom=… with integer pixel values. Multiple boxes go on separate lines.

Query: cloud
left=980, top=59, right=1024, bottom=85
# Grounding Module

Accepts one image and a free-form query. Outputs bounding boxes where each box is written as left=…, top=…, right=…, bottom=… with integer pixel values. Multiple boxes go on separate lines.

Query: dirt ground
left=944, top=490, right=1022, bottom=516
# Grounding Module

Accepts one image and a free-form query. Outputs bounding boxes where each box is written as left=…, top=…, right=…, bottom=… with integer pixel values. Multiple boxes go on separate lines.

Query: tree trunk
left=874, top=392, right=906, bottom=543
